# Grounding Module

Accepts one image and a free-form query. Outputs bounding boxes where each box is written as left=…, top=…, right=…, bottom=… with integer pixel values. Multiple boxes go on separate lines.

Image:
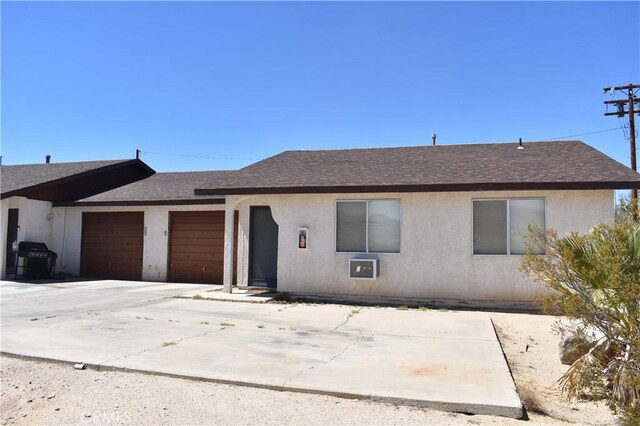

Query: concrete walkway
left=0, top=280, right=522, bottom=418
left=180, top=285, right=276, bottom=303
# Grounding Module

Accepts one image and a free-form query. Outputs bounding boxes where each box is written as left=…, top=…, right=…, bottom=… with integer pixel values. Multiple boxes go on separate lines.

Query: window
left=336, top=200, right=400, bottom=253
left=473, top=199, right=545, bottom=255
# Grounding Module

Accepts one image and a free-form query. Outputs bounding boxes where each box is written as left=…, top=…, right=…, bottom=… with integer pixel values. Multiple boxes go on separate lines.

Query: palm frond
left=557, top=351, right=604, bottom=401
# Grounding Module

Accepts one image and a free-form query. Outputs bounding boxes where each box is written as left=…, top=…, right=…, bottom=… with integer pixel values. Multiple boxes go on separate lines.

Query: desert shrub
left=520, top=219, right=640, bottom=424
left=616, top=192, right=638, bottom=222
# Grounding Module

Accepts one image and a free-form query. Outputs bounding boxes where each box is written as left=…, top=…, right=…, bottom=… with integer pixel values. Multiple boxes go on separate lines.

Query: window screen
left=368, top=200, right=401, bottom=253
left=473, top=198, right=545, bottom=255
left=509, top=199, right=545, bottom=254
left=336, top=201, right=366, bottom=252
left=473, top=200, right=508, bottom=255
left=337, top=200, right=401, bottom=253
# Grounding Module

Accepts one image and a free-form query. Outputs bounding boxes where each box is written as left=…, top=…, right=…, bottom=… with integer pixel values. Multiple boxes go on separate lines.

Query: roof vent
left=45, top=155, right=51, bottom=163
left=517, top=138, right=524, bottom=150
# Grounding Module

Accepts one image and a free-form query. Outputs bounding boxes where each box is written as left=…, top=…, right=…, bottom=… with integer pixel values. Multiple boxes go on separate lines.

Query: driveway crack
left=281, top=334, right=369, bottom=388
left=96, top=326, right=227, bottom=369
left=330, top=315, right=351, bottom=332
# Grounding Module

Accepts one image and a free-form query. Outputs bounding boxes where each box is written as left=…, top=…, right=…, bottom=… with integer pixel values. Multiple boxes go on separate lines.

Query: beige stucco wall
left=3, top=189, right=615, bottom=302
left=1, top=197, right=54, bottom=279
left=53, top=204, right=225, bottom=280
left=227, top=189, right=614, bottom=302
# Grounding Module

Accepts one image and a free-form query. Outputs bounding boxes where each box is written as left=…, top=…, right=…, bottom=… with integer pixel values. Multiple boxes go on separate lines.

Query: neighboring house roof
left=62, top=171, right=228, bottom=206
left=194, top=140, right=640, bottom=195
left=0, top=159, right=155, bottom=202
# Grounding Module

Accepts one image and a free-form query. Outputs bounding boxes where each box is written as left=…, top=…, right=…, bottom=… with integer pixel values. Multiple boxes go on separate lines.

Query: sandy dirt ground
left=1, top=311, right=617, bottom=425
left=490, top=312, right=617, bottom=425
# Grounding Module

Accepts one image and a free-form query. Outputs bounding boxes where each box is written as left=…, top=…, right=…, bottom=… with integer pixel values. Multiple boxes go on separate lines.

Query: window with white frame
left=473, top=198, right=545, bottom=255
left=336, top=200, right=401, bottom=253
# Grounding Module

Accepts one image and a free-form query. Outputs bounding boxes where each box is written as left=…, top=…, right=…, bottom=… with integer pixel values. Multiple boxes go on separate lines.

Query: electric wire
left=140, top=126, right=633, bottom=161
left=540, top=128, right=621, bottom=141
left=140, top=150, right=258, bottom=161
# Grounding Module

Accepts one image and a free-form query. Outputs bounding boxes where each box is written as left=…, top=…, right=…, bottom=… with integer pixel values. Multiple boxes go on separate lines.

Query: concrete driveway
left=0, top=280, right=522, bottom=418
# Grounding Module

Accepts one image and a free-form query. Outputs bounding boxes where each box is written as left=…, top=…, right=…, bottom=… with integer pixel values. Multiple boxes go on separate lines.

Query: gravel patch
left=1, top=355, right=519, bottom=425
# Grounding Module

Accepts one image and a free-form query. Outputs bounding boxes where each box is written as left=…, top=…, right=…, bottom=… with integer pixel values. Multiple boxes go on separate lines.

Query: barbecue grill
left=15, top=241, right=58, bottom=279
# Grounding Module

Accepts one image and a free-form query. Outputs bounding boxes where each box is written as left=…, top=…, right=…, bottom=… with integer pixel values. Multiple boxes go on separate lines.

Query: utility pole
left=603, top=84, right=640, bottom=220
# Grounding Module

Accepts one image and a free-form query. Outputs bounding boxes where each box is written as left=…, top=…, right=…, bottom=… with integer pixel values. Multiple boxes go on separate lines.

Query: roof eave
left=1, top=159, right=156, bottom=202
left=54, top=198, right=225, bottom=207
left=194, top=180, right=640, bottom=196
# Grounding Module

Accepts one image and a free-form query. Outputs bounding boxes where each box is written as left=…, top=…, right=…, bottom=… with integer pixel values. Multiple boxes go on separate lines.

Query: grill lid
left=18, top=241, right=50, bottom=252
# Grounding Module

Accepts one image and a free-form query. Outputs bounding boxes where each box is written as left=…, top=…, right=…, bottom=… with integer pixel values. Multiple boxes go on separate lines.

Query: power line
left=140, top=150, right=259, bottom=161
left=140, top=127, right=628, bottom=160
left=540, top=127, right=621, bottom=141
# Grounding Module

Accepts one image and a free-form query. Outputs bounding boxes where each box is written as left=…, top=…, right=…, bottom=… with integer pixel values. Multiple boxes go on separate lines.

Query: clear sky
left=1, top=1, right=639, bottom=172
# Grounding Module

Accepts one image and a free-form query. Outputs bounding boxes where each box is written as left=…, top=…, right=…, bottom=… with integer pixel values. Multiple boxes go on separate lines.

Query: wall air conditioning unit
left=349, top=258, right=380, bottom=280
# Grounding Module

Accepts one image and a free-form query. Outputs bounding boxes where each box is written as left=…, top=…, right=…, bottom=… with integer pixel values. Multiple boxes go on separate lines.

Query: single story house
left=2, top=140, right=639, bottom=303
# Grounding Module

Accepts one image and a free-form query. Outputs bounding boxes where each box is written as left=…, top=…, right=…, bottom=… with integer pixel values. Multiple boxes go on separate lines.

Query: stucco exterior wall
left=5, top=189, right=614, bottom=302
left=1, top=197, right=54, bottom=279
left=228, top=189, right=614, bottom=302
left=54, top=204, right=226, bottom=280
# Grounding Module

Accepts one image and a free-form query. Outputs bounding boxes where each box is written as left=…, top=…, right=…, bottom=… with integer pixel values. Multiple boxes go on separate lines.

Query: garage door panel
left=83, top=229, right=142, bottom=238
left=82, top=232, right=142, bottom=241
left=107, top=254, right=143, bottom=261
left=170, top=239, right=224, bottom=248
left=170, top=252, right=219, bottom=261
left=170, top=223, right=224, bottom=231
left=171, top=222, right=224, bottom=230
left=81, top=212, right=143, bottom=281
left=168, top=211, right=237, bottom=284
left=168, top=230, right=223, bottom=239
left=84, top=237, right=143, bottom=247
left=90, top=239, right=143, bottom=249
left=170, top=260, right=221, bottom=269
left=172, top=216, right=224, bottom=225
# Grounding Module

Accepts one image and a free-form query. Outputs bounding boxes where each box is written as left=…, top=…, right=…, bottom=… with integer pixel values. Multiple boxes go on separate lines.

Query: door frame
left=5, top=208, right=19, bottom=277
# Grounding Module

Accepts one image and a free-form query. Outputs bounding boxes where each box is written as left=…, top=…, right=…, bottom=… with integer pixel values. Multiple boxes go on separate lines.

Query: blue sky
left=2, top=1, right=639, bottom=172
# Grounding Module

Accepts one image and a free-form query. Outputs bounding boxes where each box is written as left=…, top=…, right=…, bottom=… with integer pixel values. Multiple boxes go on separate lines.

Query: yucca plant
left=521, top=219, right=640, bottom=424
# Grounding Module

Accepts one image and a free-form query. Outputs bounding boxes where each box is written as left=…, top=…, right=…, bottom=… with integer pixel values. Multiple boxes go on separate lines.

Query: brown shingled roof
left=1, top=159, right=155, bottom=202
left=1, top=160, right=127, bottom=194
left=65, top=171, right=228, bottom=206
left=194, top=141, right=640, bottom=195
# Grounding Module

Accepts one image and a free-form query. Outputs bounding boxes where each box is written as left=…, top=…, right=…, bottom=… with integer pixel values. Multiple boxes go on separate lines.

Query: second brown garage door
left=168, top=211, right=238, bottom=284
left=81, top=212, right=144, bottom=280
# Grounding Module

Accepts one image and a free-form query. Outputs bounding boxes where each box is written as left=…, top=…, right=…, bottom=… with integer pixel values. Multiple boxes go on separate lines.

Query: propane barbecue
left=15, top=241, right=57, bottom=279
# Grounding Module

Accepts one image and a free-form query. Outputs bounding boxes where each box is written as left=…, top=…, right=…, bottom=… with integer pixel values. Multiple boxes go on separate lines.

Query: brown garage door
left=81, top=212, right=144, bottom=280
left=168, top=211, right=238, bottom=284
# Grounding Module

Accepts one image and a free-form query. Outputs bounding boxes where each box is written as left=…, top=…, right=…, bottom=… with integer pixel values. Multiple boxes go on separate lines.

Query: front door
left=5, top=209, right=19, bottom=277
left=249, top=206, right=278, bottom=288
